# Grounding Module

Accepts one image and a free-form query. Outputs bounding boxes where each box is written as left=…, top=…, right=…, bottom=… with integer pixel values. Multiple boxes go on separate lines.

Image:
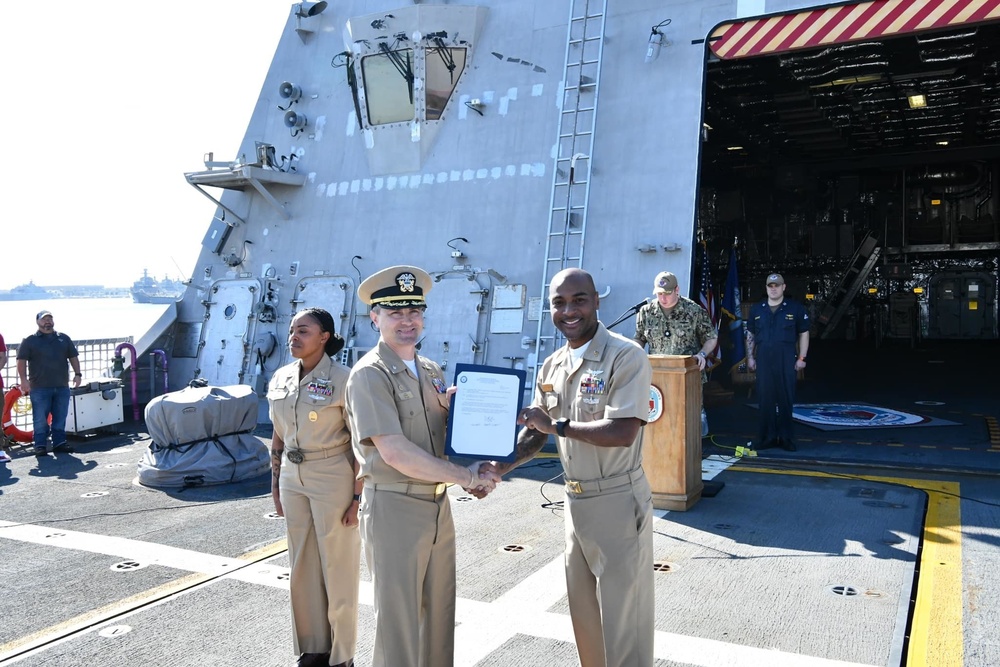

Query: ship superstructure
left=156, top=0, right=998, bottom=395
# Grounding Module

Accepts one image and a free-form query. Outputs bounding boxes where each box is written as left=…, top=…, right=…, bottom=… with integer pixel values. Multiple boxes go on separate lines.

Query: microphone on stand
left=630, top=297, right=653, bottom=312
left=607, top=297, right=653, bottom=330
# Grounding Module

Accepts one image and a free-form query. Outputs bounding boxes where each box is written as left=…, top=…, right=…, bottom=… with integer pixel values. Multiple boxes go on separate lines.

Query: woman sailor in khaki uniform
left=268, top=308, right=361, bottom=667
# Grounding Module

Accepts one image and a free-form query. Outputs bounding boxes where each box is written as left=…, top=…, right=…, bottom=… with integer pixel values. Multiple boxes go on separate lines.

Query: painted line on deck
left=0, top=538, right=289, bottom=661
left=729, top=466, right=963, bottom=667
left=712, top=431, right=994, bottom=453
left=1, top=454, right=874, bottom=667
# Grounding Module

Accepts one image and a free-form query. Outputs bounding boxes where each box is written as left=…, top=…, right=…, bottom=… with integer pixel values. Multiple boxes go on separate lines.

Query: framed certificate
left=445, top=364, right=526, bottom=462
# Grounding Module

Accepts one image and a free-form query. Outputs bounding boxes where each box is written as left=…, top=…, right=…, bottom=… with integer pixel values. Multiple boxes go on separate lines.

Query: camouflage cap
left=653, top=271, right=678, bottom=294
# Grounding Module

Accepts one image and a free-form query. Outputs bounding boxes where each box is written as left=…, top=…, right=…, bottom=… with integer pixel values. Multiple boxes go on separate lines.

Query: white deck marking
left=655, top=453, right=735, bottom=519
left=1, top=457, right=873, bottom=665
left=0, top=520, right=288, bottom=589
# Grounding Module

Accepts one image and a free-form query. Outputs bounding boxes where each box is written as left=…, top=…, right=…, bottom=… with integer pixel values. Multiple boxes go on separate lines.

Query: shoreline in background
left=0, top=297, right=173, bottom=343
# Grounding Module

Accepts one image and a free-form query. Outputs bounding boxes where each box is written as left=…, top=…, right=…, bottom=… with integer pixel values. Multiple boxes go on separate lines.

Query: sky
left=0, top=1, right=293, bottom=290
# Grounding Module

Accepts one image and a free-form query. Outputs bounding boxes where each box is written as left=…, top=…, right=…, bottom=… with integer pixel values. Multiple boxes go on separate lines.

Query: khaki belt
left=366, top=481, right=448, bottom=498
left=564, top=467, right=645, bottom=496
left=284, top=444, right=350, bottom=464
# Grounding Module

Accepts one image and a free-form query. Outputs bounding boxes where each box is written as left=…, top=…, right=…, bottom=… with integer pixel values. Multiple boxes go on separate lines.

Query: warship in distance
left=130, top=269, right=184, bottom=304
left=0, top=281, right=56, bottom=301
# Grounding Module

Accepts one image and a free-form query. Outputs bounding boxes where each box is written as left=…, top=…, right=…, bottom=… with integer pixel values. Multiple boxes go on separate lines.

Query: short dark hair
left=298, top=308, right=345, bottom=357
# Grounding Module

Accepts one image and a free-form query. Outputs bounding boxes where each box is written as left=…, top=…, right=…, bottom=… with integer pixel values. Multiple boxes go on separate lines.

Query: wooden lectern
left=641, top=355, right=703, bottom=511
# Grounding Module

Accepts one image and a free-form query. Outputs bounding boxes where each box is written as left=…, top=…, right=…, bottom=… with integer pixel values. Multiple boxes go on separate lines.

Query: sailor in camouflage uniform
left=634, top=271, right=718, bottom=434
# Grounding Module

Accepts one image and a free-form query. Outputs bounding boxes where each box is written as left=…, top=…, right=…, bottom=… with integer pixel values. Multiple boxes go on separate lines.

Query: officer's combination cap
left=358, top=265, right=433, bottom=308
left=766, top=273, right=784, bottom=286
left=653, top=271, right=678, bottom=294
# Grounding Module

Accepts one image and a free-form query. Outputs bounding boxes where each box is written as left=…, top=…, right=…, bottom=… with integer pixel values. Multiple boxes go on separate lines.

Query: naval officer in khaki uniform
left=344, top=265, right=499, bottom=667
left=487, top=268, right=654, bottom=667
left=267, top=308, right=361, bottom=667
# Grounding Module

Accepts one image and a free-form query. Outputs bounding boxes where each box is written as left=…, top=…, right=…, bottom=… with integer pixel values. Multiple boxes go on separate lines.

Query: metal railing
left=2, top=337, right=133, bottom=432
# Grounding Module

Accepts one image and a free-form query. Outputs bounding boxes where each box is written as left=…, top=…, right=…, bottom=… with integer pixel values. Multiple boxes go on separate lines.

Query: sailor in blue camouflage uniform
left=746, top=273, right=810, bottom=451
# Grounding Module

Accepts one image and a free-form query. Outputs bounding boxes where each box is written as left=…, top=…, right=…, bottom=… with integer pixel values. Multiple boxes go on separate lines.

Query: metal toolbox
left=68, top=379, right=124, bottom=434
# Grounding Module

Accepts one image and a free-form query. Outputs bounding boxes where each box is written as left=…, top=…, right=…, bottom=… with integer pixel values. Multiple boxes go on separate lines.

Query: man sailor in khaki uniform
left=487, top=267, right=654, bottom=667
left=344, top=265, right=499, bottom=667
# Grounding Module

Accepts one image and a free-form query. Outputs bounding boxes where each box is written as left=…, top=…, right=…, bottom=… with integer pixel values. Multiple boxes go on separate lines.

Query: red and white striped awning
left=709, top=0, right=1000, bottom=60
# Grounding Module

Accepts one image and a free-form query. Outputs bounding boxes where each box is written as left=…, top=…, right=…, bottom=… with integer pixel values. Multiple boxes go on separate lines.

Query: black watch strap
left=556, top=418, right=570, bottom=438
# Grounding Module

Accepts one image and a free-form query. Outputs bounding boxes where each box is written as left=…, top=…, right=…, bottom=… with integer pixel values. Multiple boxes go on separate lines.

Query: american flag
left=695, top=240, right=720, bottom=365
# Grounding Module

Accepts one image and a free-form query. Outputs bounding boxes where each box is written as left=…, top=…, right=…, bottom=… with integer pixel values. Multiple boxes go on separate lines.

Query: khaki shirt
left=345, top=340, right=450, bottom=484
left=535, top=323, right=652, bottom=481
left=267, top=354, right=351, bottom=452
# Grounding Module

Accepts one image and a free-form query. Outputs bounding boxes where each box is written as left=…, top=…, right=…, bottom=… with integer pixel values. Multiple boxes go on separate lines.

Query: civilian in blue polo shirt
left=16, top=310, right=82, bottom=456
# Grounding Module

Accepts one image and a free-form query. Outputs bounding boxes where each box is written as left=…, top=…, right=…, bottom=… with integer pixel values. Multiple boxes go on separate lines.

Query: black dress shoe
left=780, top=439, right=797, bottom=452
left=296, top=653, right=330, bottom=667
left=754, top=439, right=776, bottom=450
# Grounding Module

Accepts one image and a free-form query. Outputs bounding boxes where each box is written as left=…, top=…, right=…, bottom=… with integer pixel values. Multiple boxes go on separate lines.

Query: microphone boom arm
left=606, top=297, right=651, bottom=331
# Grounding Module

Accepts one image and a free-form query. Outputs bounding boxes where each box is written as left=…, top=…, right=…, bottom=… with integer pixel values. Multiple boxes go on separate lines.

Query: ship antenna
left=171, top=257, right=190, bottom=283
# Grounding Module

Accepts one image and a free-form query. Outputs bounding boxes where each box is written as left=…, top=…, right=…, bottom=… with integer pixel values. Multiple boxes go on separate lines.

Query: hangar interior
left=698, top=15, right=1000, bottom=345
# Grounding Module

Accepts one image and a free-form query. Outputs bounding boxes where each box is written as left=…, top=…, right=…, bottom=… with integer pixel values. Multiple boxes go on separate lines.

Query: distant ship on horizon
left=130, top=269, right=184, bottom=304
left=0, top=281, right=57, bottom=301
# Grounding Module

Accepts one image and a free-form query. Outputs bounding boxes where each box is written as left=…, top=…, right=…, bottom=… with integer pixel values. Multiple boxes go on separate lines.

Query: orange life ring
left=3, top=386, right=35, bottom=443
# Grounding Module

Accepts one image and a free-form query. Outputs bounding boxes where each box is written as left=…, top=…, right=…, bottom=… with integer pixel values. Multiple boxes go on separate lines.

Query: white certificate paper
left=445, top=364, right=526, bottom=462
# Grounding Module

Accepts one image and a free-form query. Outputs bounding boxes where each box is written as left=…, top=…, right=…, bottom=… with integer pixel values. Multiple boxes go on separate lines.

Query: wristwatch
left=555, top=418, right=570, bottom=438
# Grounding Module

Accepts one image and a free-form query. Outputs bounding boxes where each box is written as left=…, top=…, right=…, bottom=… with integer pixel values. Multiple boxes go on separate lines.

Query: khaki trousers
left=564, top=474, right=655, bottom=667
left=360, top=488, right=456, bottom=667
left=280, top=452, right=361, bottom=663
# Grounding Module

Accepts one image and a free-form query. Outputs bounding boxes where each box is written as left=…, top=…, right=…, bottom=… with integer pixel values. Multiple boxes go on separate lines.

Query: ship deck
left=1, top=339, right=998, bottom=667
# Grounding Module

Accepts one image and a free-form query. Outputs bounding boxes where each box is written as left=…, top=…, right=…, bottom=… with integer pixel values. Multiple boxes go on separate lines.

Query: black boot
left=295, top=653, right=331, bottom=667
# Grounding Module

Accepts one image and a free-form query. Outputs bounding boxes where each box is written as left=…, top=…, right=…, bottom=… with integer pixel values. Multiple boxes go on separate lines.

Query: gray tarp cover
left=138, top=384, right=269, bottom=487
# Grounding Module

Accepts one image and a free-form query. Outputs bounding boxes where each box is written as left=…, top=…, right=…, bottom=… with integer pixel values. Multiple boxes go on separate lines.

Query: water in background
left=0, top=298, right=172, bottom=343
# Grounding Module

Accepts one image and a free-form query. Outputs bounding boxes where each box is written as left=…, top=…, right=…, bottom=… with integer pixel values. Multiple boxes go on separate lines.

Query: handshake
left=462, top=461, right=503, bottom=499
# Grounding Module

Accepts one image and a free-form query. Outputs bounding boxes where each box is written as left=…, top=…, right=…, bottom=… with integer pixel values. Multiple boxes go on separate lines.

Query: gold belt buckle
left=434, top=483, right=447, bottom=495
left=566, top=479, right=583, bottom=494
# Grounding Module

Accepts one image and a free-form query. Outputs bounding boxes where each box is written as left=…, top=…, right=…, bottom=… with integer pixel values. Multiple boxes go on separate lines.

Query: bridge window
left=426, top=47, right=467, bottom=121
left=362, top=48, right=415, bottom=125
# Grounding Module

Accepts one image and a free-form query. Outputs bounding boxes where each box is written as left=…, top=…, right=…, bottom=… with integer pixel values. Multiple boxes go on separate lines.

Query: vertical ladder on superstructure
left=816, top=231, right=881, bottom=339
left=529, top=0, right=607, bottom=386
